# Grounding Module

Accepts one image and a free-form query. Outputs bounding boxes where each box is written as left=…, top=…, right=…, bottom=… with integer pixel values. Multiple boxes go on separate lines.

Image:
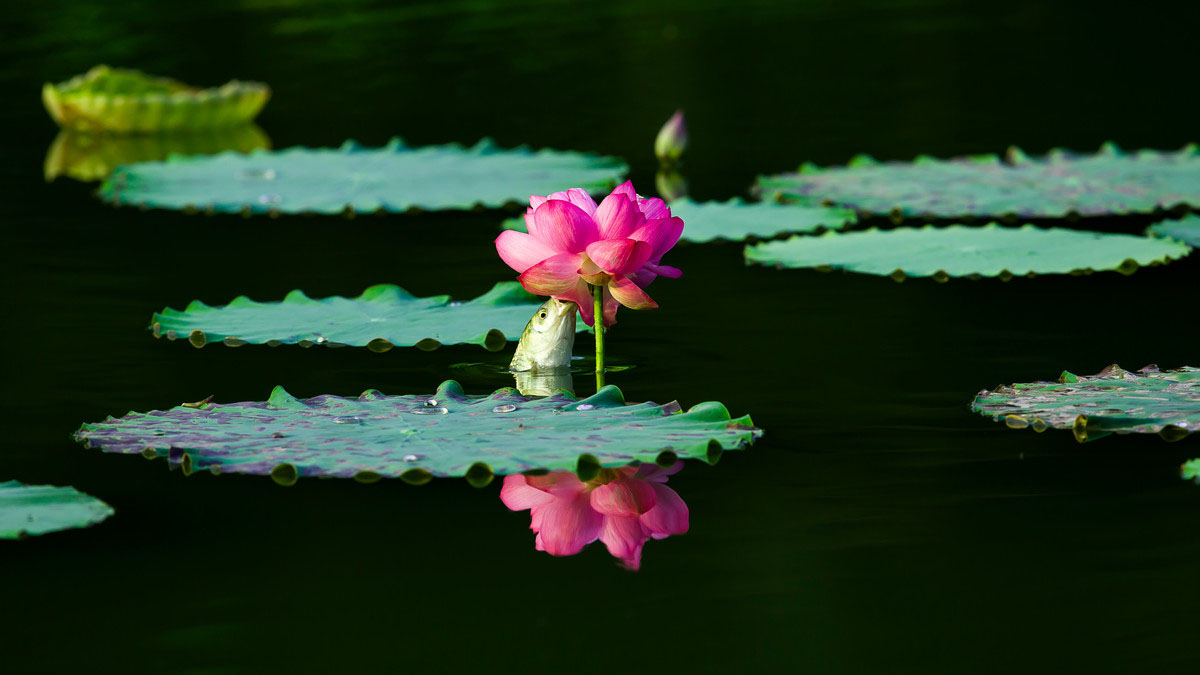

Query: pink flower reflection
left=500, top=461, right=689, bottom=570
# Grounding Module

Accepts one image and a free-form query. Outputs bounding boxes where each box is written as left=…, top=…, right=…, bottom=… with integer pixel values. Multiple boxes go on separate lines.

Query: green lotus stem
left=591, top=283, right=605, bottom=389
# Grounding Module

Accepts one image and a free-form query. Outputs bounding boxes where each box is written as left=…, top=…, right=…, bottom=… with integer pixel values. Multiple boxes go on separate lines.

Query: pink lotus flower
left=494, top=181, right=683, bottom=327
left=500, top=461, right=689, bottom=570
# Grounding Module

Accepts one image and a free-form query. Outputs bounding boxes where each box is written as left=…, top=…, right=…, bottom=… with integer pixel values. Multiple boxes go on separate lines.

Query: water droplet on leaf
left=241, top=168, right=276, bottom=180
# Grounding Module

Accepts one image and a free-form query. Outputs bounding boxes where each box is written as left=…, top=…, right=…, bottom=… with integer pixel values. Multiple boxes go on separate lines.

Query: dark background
left=1, top=1, right=1198, bottom=672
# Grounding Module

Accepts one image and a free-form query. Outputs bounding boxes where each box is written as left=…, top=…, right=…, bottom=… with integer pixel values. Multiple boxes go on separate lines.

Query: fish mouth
left=536, top=299, right=577, bottom=332
left=511, top=298, right=578, bottom=372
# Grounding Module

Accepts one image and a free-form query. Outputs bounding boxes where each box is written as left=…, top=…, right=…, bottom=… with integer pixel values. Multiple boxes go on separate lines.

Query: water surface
left=2, top=1, right=1197, bottom=672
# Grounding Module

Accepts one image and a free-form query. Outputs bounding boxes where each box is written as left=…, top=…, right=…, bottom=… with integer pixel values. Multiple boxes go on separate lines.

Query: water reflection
left=655, top=169, right=688, bottom=203
left=512, top=367, right=574, bottom=397
left=44, top=124, right=270, bottom=182
left=500, top=461, right=688, bottom=570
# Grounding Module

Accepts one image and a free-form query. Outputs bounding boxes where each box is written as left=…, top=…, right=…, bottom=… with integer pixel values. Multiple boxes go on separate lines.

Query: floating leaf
left=73, top=382, right=762, bottom=486
left=743, top=224, right=1190, bottom=280
left=1146, top=214, right=1200, bottom=248
left=44, top=126, right=270, bottom=182
left=0, top=481, right=114, bottom=539
left=43, top=65, right=270, bottom=133
left=150, top=281, right=587, bottom=352
left=756, top=143, right=1200, bottom=220
left=972, top=365, right=1199, bottom=443
left=502, top=198, right=855, bottom=243
left=99, top=138, right=627, bottom=214
left=1183, top=459, right=1200, bottom=484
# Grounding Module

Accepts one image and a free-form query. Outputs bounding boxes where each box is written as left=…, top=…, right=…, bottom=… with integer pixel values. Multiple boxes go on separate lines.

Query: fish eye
left=538, top=311, right=547, bottom=320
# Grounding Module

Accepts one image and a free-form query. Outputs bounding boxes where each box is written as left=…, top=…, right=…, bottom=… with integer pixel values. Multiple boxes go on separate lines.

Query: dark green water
left=2, top=1, right=1198, bottom=672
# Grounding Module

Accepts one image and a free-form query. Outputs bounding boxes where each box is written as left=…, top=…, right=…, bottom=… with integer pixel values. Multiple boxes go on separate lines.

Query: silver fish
left=510, top=298, right=577, bottom=373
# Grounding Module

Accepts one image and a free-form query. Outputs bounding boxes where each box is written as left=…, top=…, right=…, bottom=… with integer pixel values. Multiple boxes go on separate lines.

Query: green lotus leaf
left=1145, top=214, right=1200, bottom=248
left=150, top=281, right=587, bottom=352
left=45, top=125, right=270, bottom=182
left=1, top=481, right=114, bottom=539
left=743, top=223, right=1190, bottom=280
left=971, top=365, right=1199, bottom=443
left=502, top=198, right=856, bottom=243
left=73, top=382, right=762, bottom=486
left=99, top=138, right=628, bottom=214
left=756, top=143, right=1200, bottom=220
left=1183, top=459, right=1200, bottom=484
left=43, top=65, right=270, bottom=133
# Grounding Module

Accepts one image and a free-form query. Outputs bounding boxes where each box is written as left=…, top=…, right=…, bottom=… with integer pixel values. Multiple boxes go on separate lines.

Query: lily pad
left=502, top=198, right=856, bottom=243
left=73, top=382, right=762, bottom=486
left=99, top=138, right=628, bottom=214
left=151, top=281, right=587, bottom=352
left=971, top=365, right=1199, bottom=443
left=1, top=481, right=115, bottom=539
left=45, top=126, right=270, bottom=182
left=743, top=224, right=1190, bottom=280
left=756, top=143, right=1200, bottom=220
left=1183, top=459, right=1200, bottom=484
left=1146, top=214, right=1200, bottom=248
left=43, top=65, right=270, bottom=133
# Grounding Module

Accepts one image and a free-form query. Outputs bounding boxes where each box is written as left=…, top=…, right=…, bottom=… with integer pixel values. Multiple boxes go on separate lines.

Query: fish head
left=510, top=298, right=577, bottom=372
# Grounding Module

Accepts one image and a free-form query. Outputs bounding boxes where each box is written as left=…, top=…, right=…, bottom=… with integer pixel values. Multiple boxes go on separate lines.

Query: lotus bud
left=654, top=110, right=687, bottom=166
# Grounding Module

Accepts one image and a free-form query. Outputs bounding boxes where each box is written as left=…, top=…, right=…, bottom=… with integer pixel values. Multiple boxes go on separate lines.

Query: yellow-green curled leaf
left=43, top=65, right=270, bottom=133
